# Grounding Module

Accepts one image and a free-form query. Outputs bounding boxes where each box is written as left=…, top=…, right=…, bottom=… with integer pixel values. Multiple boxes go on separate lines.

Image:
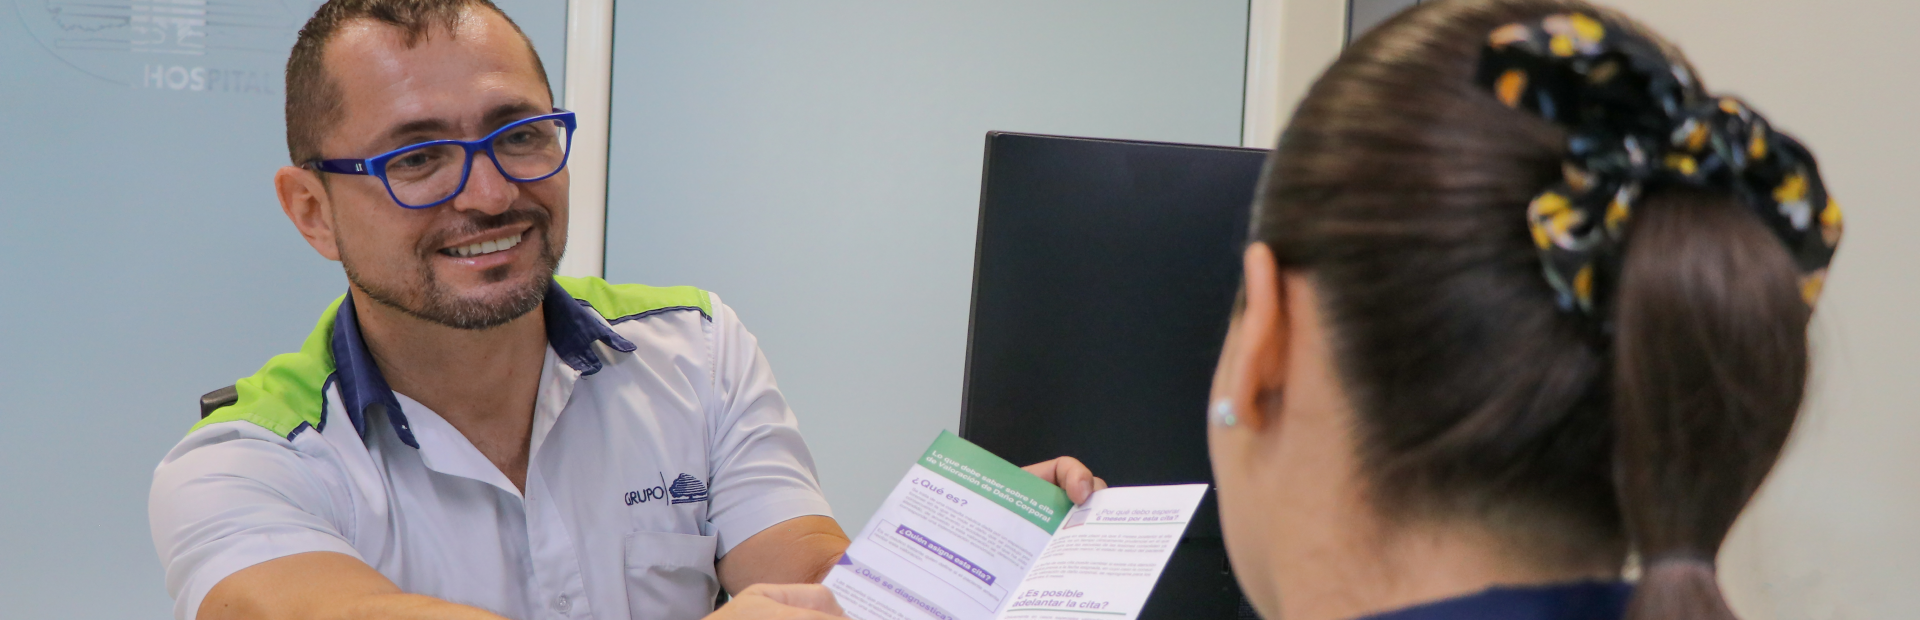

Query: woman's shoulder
left=1358, top=581, right=1632, bottom=620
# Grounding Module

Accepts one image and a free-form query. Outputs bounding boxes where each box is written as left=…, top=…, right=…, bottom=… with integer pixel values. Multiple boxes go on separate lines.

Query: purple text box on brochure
left=895, top=524, right=996, bottom=585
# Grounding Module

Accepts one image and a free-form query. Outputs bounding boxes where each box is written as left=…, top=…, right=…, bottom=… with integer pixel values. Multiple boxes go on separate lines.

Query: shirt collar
left=1357, top=581, right=1632, bottom=620
left=330, top=279, right=637, bottom=449
left=542, top=278, right=638, bottom=374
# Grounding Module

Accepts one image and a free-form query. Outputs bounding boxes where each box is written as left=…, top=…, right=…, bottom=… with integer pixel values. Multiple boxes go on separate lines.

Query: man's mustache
left=418, top=208, right=552, bottom=255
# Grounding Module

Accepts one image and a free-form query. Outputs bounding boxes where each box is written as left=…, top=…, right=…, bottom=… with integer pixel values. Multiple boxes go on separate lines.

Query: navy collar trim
left=328, top=279, right=637, bottom=449
left=1357, top=581, right=1632, bottom=620
left=544, top=279, right=637, bottom=375
left=331, top=294, right=416, bottom=448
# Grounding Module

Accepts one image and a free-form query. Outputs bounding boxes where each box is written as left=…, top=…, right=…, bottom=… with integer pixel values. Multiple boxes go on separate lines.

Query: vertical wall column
left=560, top=0, right=614, bottom=279
left=1242, top=0, right=1286, bottom=149
left=1241, top=0, right=1352, bottom=149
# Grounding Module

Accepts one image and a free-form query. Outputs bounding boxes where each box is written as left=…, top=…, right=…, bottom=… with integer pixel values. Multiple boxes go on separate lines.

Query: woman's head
left=1207, top=1, right=1838, bottom=619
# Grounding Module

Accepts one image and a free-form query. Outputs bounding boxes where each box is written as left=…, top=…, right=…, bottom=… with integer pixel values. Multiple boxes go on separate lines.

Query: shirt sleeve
left=149, top=423, right=363, bottom=620
left=701, top=293, right=836, bottom=555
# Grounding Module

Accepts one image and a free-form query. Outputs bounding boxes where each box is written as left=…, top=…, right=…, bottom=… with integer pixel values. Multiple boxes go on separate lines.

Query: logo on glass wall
left=13, top=0, right=317, bottom=92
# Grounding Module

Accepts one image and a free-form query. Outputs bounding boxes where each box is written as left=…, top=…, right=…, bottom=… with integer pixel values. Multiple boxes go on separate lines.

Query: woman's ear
left=1214, top=242, right=1292, bottom=430
left=276, top=165, right=341, bottom=262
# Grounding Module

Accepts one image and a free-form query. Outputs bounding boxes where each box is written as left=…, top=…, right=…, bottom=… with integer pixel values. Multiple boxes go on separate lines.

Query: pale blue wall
left=2, top=2, right=1247, bottom=615
left=0, top=2, right=565, bottom=617
left=602, top=2, right=1250, bottom=529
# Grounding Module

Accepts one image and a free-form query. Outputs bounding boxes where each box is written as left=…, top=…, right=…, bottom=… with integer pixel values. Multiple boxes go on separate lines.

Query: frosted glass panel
left=0, top=2, right=564, bottom=617
left=603, top=2, right=1248, bottom=527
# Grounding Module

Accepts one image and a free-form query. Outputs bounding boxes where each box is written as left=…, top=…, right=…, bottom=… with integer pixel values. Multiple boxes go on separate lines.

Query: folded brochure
left=823, top=431, right=1208, bottom=620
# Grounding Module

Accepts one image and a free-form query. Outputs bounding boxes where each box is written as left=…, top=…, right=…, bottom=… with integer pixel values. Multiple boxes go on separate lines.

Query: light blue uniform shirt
left=150, top=277, right=833, bottom=620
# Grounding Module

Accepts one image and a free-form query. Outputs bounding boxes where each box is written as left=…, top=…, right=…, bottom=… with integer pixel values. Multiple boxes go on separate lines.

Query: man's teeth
left=446, top=233, right=523, bottom=258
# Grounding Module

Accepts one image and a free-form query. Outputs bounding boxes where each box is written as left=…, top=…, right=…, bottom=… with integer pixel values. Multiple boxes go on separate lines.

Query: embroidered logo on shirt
left=624, top=472, right=709, bottom=506
left=669, top=474, right=709, bottom=504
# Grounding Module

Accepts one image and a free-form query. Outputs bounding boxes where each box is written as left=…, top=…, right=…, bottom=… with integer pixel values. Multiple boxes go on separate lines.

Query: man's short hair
left=285, top=0, right=551, bottom=166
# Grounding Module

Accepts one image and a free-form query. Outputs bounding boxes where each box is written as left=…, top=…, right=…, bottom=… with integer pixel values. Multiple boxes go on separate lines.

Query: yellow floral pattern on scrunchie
left=1478, top=12, right=1843, bottom=319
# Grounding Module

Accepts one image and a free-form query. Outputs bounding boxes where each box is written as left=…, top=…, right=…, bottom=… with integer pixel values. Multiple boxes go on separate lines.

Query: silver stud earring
left=1209, top=399, right=1238, bottom=427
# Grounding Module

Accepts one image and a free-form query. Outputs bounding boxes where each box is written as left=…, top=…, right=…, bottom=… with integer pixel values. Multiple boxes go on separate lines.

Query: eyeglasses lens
left=493, top=118, right=570, bottom=182
left=381, top=143, right=469, bottom=207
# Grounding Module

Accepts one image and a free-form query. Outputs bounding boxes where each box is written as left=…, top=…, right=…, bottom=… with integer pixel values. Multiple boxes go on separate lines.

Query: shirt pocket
left=623, top=530, right=721, bottom=620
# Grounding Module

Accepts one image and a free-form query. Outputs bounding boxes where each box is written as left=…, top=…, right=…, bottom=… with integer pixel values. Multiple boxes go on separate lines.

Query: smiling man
left=146, top=2, right=1103, bottom=620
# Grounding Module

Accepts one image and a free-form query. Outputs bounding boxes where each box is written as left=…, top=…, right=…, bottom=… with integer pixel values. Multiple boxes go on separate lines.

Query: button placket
left=528, top=349, right=590, bottom=619
left=525, top=462, right=592, bottom=619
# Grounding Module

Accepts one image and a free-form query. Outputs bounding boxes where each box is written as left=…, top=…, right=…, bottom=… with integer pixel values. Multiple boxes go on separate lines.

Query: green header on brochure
left=919, top=430, right=1074, bottom=533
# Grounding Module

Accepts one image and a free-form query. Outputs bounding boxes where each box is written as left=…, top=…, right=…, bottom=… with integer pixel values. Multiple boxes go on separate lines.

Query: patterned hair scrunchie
left=1475, top=12, right=1843, bottom=321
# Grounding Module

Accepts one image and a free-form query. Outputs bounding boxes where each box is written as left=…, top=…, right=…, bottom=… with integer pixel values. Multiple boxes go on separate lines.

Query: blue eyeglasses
left=310, top=109, right=577, bottom=209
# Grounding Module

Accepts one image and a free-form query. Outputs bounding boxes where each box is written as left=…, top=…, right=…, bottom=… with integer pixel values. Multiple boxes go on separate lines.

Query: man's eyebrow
left=381, top=117, right=456, bottom=144
left=372, top=102, right=546, bottom=148
left=482, top=101, right=547, bottom=128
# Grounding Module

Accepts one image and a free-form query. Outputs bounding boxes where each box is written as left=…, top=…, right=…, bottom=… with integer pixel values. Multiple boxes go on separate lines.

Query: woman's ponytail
left=1251, top=4, right=1840, bottom=616
left=1466, top=9, right=1839, bottom=616
left=1610, top=188, right=1812, bottom=620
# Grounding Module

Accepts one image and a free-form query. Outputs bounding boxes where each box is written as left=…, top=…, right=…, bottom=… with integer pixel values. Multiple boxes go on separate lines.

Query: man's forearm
left=320, top=593, right=509, bottom=620
left=201, top=552, right=509, bottom=620
left=795, top=529, right=854, bottom=584
left=715, top=516, right=852, bottom=593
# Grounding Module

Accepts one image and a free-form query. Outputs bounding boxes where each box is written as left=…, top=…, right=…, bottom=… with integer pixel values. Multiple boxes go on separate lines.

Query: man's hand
left=706, top=584, right=846, bottom=619
left=711, top=460, right=1103, bottom=597
left=1022, top=456, right=1108, bottom=504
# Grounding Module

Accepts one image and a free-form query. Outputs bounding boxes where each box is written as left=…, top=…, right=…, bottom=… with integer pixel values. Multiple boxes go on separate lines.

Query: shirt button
left=554, top=594, right=571, bottom=613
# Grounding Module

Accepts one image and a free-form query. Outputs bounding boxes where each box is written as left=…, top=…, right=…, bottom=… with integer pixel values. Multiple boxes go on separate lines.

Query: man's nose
left=447, top=154, right=518, bottom=215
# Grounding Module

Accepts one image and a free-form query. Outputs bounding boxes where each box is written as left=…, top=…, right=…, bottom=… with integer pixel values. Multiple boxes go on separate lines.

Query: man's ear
left=276, top=166, right=340, bottom=262
left=1215, top=242, right=1291, bottom=430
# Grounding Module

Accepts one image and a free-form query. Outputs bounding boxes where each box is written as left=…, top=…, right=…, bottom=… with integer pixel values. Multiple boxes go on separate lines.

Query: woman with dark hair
left=1206, top=1, right=1842, bottom=619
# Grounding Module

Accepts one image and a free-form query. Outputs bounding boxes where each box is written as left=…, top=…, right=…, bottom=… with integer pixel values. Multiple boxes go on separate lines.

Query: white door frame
left=558, top=0, right=615, bottom=279
left=1242, top=0, right=1349, bottom=149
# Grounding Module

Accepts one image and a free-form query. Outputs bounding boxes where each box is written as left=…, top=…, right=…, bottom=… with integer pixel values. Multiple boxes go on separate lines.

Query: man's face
left=316, top=8, right=566, bottom=329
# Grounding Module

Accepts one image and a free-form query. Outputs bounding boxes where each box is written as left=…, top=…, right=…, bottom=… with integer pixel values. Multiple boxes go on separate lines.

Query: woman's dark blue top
left=1356, top=581, right=1633, bottom=620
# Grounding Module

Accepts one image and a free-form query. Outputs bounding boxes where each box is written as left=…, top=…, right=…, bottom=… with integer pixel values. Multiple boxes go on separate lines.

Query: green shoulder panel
left=189, top=278, right=702, bottom=438
left=188, top=296, right=342, bottom=438
left=555, top=275, right=713, bottom=320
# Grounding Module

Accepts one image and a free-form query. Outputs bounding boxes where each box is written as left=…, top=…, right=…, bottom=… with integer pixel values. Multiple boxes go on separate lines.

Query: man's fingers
left=1020, top=459, right=1057, bottom=482
left=1059, top=457, right=1095, bottom=503
left=1022, top=456, right=1102, bottom=504
left=737, top=583, right=845, bottom=616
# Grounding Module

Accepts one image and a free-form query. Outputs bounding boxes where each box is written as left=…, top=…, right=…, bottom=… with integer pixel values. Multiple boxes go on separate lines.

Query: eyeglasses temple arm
left=312, top=159, right=372, bottom=175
